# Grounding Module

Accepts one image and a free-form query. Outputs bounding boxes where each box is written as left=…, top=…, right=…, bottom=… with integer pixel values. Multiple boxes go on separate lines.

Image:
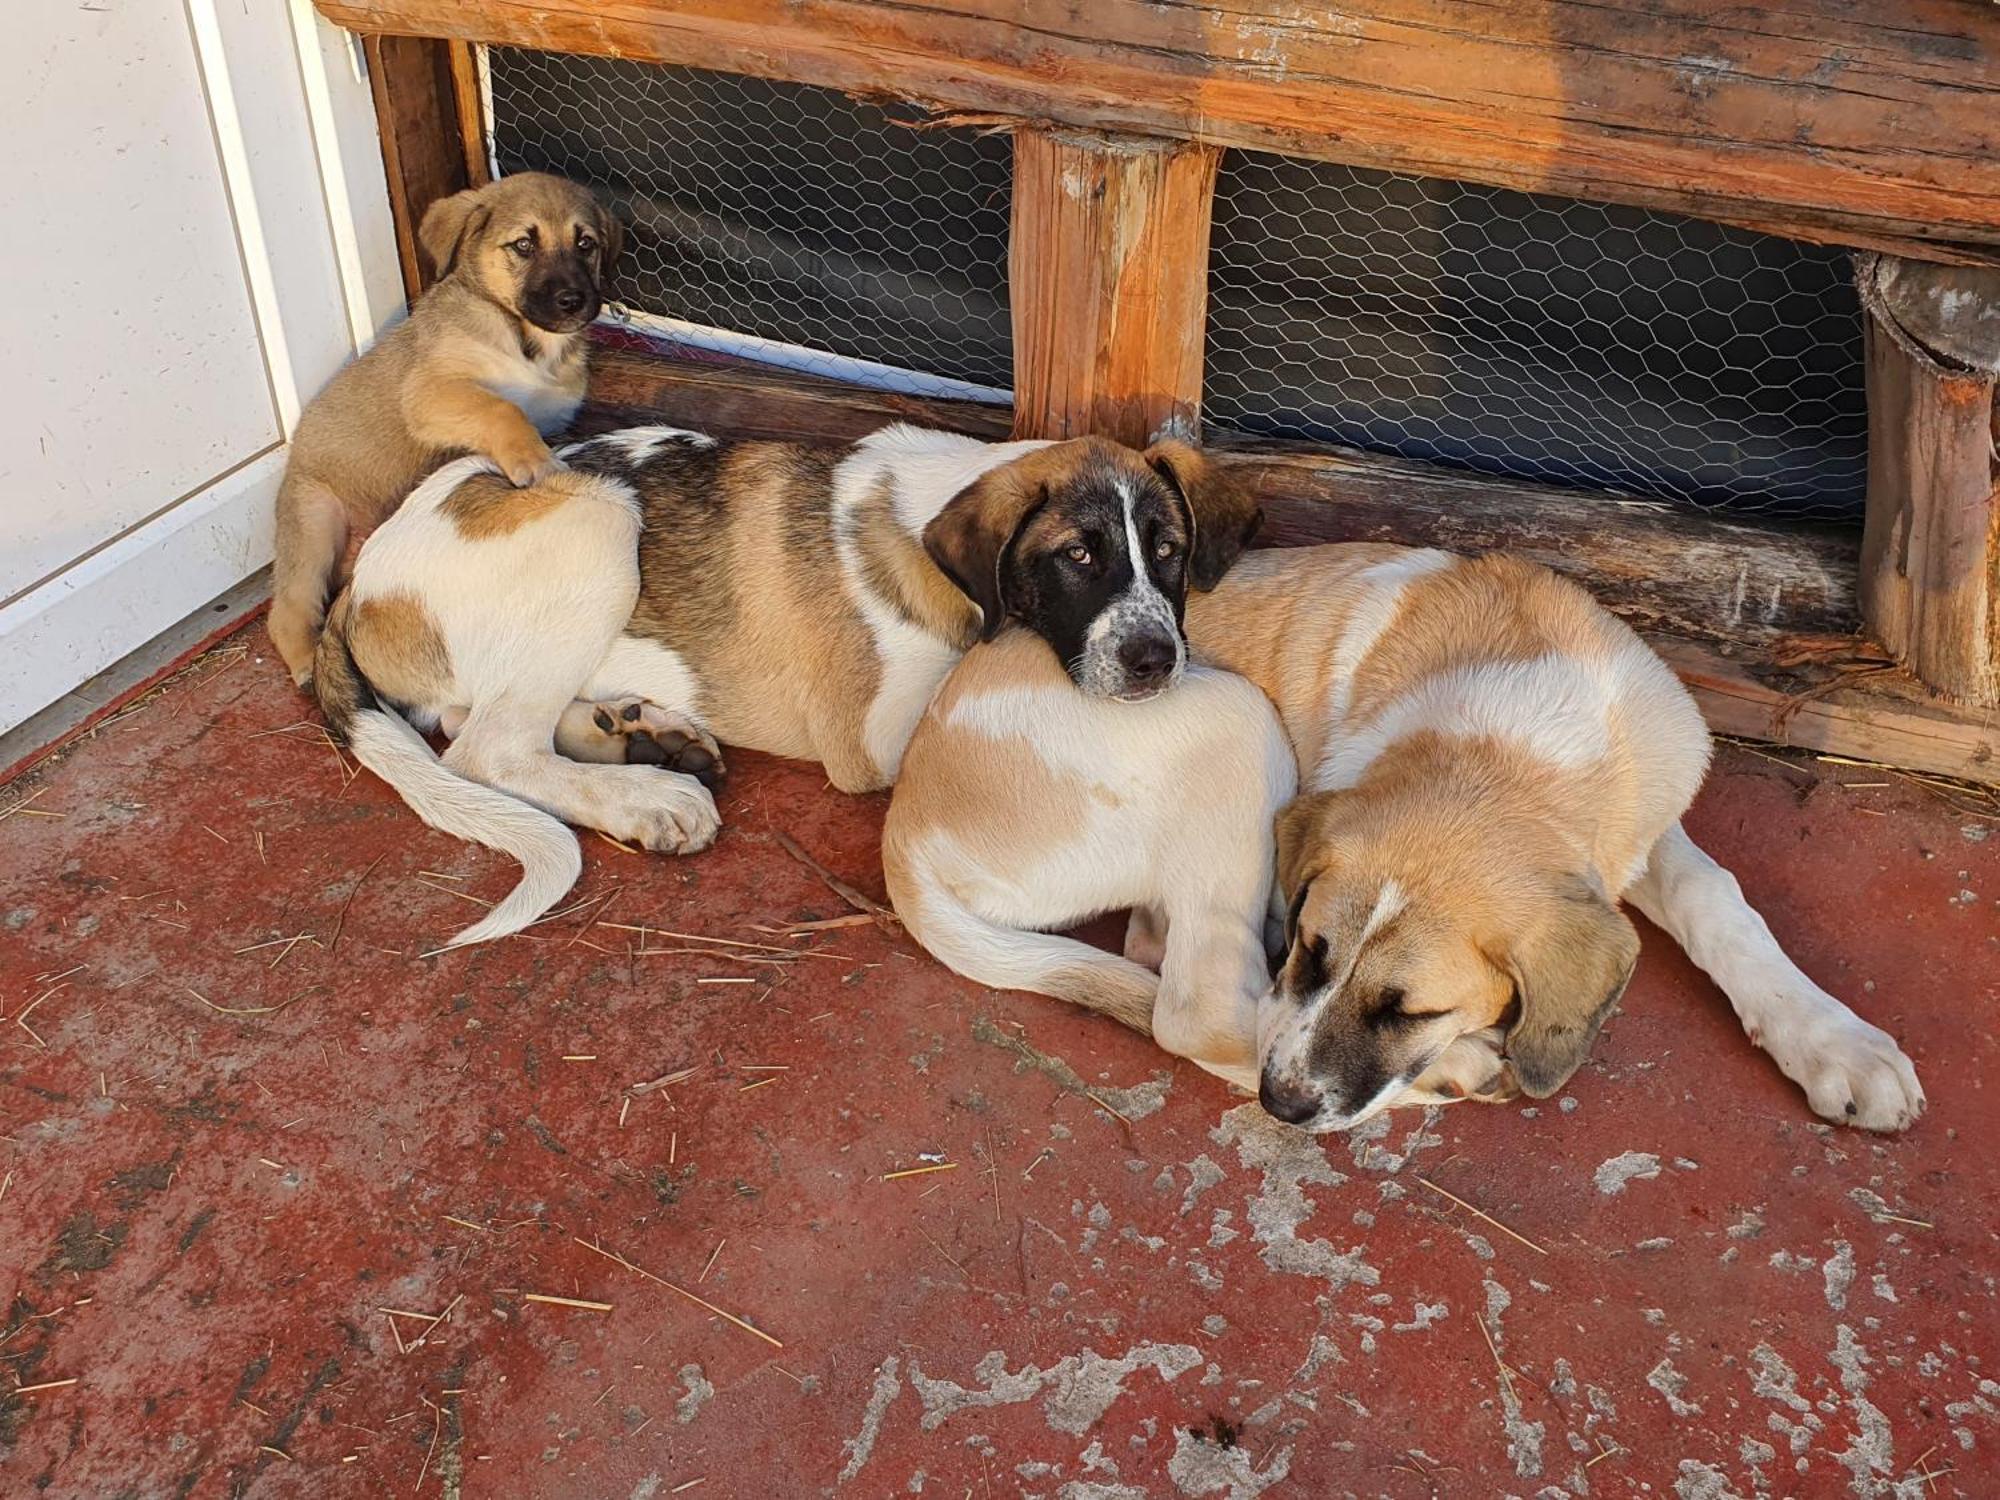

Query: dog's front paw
left=1405, top=1027, right=1516, bottom=1106
left=495, top=434, right=558, bottom=488
left=1763, top=1013, right=1924, bottom=1132
left=603, top=771, right=720, bottom=856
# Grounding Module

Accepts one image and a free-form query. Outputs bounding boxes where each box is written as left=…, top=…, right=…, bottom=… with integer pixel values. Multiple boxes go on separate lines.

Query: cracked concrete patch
left=1648, top=1357, right=1702, bottom=1417
left=1214, top=1105, right=1378, bottom=1295
left=972, top=1015, right=1171, bottom=1119
left=909, top=1344, right=1203, bottom=1437
left=1483, top=1276, right=1543, bottom=1477
left=838, top=1355, right=902, bottom=1485
left=1594, top=1151, right=1662, bottom=1195
left=1166, top=1423, right=1292, bottom=1497
left=673, top=1363, right=713, bottom=1425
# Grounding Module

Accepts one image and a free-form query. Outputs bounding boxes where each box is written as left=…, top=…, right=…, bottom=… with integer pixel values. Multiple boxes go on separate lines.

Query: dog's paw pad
left=1776, top=1018, right=1925, bottom=1133
left=586, top=699, right=726, bottom=787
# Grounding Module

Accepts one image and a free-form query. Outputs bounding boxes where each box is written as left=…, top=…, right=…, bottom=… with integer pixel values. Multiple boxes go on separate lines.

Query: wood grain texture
left=575, top=340, right=1999, bottom=785
left=448, top=40, right=493, bottom=190
left=362, top=33, right=479, bottom=299
left=315, top=0, right=2000, bottom=265
left=1010, top=130, right=1220, bottom=446
left=1859, top=294, right=2000, bottom=707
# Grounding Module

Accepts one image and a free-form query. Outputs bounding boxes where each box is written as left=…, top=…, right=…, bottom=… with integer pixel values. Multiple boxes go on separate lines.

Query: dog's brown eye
left=1065, top=544, right=1091, bottom=566
left=509, top=236, right=534, bottom=257
left=1154, top=539, right=1178, bottom=561
left=577, top=233, right=597, bottom=253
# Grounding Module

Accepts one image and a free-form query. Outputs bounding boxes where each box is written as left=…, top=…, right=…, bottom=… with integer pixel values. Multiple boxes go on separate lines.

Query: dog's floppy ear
left=590, top=192, right=624, bottom=281
left=420, top=186, right=490, bottom=278
left=1494, top=873, right=1639, bottom=1098
left=1145, top=439, right=1263, bottom=591
left=923, top=464, right=1047, bottom=642
left=1273, top=792, right=1346, bottom=944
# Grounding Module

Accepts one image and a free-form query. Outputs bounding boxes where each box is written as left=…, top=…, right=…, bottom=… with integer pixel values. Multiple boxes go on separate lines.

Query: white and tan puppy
left=311, top=426, right=1260, bottom=945
left=885, top=543, right=1925, bottom=1133
left=884, top=630, right=1295, bottom=1072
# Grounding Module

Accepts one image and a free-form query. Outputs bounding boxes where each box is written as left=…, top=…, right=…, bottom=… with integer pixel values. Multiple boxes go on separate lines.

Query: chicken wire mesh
left=483, top=49, right=1866, bottom=521
left=1206, top=152, right=1868, bottom=521
left=484, top=47, right=1013, bottom=400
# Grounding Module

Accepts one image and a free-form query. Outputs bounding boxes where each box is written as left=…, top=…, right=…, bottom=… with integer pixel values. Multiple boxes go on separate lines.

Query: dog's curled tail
left=882, top=839, right=1158, bottom=1036
left=312, top=596, right=581, bottom=948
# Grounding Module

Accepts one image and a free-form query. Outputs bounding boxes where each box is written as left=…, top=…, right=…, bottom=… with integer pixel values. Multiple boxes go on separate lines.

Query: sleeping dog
left=310, top=426, right=1260, bottom=944
left=883, top=543, right=1925, bottom=1133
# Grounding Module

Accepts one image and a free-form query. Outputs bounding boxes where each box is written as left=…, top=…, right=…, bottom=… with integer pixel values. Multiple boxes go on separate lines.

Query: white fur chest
left=468, top=336, right=585, bottom=436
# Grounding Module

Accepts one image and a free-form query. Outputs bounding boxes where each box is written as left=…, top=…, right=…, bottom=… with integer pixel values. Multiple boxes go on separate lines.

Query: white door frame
left=0, top=2, right=401, bottom=733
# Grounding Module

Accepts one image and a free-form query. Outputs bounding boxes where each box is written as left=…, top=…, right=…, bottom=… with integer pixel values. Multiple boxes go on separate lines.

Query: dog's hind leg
left=446, top=697, right=719, bottom=855
left=554, top=698, right=725, bottom=787
left=270, top=475, right=348, bottom=686
left=1626, top=822, right=1924, bottom=1131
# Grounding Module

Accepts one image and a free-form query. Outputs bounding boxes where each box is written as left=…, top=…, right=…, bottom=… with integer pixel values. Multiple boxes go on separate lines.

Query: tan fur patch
left=888, top=633, right=1097, bottom=861
left=348, top=589, right=454, bottom=708
left=853, top=481, right=981, bottom=647
left=440, top=471, right=572, bottom=539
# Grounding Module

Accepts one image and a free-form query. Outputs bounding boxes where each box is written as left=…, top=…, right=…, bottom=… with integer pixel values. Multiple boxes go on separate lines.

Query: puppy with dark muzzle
left=921, top=438, right=1255, bottom=702
left=882, top=441, right=1283, bottom=1048
left=268, top=172, right=619, bottom=685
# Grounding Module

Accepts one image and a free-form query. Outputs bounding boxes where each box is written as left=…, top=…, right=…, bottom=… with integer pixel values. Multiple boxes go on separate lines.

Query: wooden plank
left=448, top=40, right=493, bottom=190
left=1859, top=260, right=2000, bottom=707
left=1010, top=130, right=1219, bottom=446
left=582, top=339, right=1014, bottom=446
left=361, top=33, right=478, bottom=299
left=314, top=0, right=2000, bottom=265
left=575, top=341, right=1999, bottom=786
left=1652, top=639, right=1996, bottom=790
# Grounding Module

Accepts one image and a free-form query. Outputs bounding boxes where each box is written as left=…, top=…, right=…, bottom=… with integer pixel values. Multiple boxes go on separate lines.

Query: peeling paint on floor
left=0, top=626, right=1994, bottom=1496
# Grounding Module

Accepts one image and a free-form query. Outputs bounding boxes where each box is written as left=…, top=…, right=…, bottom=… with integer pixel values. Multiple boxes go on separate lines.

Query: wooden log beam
left=580, top=340, right=2000, bottom=787
left=315, top=0, right=2000, bottom=266
left=361, top=34, right=486, bottom=300
left=1858, top=256, right=2000, bottom=707
left=1009, top=131, right=1220, bottom=446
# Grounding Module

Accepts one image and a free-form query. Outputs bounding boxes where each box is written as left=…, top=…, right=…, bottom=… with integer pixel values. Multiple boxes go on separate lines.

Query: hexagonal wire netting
left=485, top=47, right=1013, bottom=402
left=1206, top=153, right=1867, bottom=520
left=481, top=49, right=1867, bottom=522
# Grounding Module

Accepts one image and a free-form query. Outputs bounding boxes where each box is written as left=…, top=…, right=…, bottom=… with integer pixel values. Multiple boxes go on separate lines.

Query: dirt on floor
left=0, top=621, right=1996, bottom=1499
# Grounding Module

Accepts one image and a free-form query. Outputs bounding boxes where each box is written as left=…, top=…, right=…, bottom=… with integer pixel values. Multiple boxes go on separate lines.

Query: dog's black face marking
left=1002, top=458, right=1191, bottom=700
left=924, top=441, right=1211, bottom=702
left=512, top=220, right=604, bottom=335
left=420, top=175, right=620, bottom=337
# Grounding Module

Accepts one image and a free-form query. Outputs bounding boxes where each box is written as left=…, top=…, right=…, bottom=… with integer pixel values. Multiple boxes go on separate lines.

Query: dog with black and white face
left=922, top=438, right=1262, bottom=702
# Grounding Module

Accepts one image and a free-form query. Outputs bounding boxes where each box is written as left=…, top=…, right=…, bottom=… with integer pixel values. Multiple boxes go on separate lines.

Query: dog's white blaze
left=1079, top=480, right=1184, bottom=695
left=1258, top=877, right=1404, bottom=1085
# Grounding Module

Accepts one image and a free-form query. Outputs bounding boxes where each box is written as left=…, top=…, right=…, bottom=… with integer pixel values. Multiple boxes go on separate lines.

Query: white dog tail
left=884, top=849, right=1159, bottom=1035
left=313, top=597, right=581, bottom=948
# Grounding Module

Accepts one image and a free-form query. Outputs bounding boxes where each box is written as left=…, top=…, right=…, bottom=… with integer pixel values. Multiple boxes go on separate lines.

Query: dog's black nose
left=553, top=287, right=585, bottom=314
left=1117, top=634, right=1176, bottom=684
left=1259, top=1075, right=1322, bottom=1126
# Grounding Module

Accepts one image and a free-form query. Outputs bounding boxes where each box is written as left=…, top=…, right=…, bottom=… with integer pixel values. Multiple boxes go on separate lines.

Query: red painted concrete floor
left=2, top=621, right=1996, bottom=1500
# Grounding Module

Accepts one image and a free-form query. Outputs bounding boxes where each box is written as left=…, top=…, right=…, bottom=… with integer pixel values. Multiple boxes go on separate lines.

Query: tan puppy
left=886, top=543, right=1925, bottom=1133
left=268, top=172, right=619, bottom=684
